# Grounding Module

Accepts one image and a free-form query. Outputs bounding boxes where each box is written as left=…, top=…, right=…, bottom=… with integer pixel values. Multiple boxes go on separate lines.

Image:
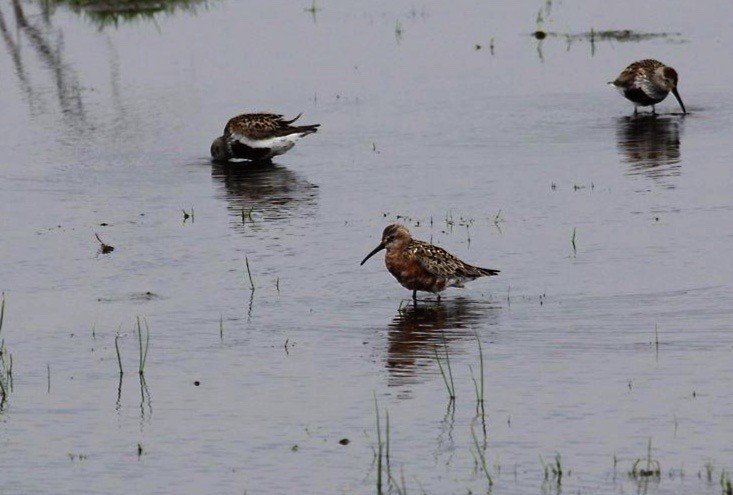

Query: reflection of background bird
left=385, top=298, right=499, bottom=391
left=615, top=115, right=682, bottom=187
left=51, top=0, right=208, bottom=30
left=211, top=163, right=319, bottom=233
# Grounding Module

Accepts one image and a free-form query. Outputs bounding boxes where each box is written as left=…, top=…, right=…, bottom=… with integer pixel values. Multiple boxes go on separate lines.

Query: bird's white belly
left=232, top=132, right=300, bottom=157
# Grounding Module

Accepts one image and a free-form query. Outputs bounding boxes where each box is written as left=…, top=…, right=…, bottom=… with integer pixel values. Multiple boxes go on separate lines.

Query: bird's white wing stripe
left=230, top=132, right=306, bottom=151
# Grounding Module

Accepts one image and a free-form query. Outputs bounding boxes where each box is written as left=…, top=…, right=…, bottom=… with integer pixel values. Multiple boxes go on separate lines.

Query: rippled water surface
left=1, top=1, right=733, bottom=494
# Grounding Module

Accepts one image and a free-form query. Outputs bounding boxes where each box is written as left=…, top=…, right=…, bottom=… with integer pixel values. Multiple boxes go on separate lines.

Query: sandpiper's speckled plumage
left=360, top=224, right=500, bottom=301
left=211, top=112, right=320, bottom=162
left=609, top=59, right=686, bottom=114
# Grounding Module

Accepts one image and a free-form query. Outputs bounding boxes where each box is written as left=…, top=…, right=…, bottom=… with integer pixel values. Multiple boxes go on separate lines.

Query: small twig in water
left=114, top=331, right=123, bottom=375
left=245, top=257, right=255, bottom=292
left=136, top=317, right=150, bottom=375
left=571, top=227, right=577, bottom=255
left=182, top=208, right=194, bottom=223
left=95, top=233, right=114, bottom=254
left=475, top=331, right=485, bottom=405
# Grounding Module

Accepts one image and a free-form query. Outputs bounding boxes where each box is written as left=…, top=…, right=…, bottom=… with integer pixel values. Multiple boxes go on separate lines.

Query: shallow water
left=1, top=0, right=733, bottom=493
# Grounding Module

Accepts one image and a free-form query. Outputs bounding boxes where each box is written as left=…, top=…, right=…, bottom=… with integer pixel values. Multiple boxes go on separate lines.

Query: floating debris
left=95, top=233, right=114, bottom=254
left=533, top=30, right=547, bottom=40
left=531, top=29, right=685, bottom=44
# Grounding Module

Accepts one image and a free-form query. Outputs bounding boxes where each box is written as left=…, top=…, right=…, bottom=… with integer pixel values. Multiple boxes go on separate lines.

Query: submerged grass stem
left=434, top=332, right=456, bottom=401
left=471, top=419, right=493, bottom=487
left=115, top=331, right=123, bottom=375
left=136, top=317, right=150, bottom=375
left=245, top=257, right=255, bottom=292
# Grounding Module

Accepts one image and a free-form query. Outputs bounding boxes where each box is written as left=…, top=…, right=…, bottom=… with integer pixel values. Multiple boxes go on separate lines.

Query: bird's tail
left=294, top=123, right=320, bottom=136
left=477, top=267, right=500, bottom=277
left=282, top=112, right=303, bottom=124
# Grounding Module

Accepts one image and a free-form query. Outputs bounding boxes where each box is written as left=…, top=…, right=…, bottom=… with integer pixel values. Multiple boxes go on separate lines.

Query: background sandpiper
left=609, top=59, right=686, bottom=114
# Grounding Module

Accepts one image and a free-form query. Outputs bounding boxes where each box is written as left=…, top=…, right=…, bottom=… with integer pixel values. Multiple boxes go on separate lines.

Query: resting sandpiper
left=211, top=112, right=320, bottom=162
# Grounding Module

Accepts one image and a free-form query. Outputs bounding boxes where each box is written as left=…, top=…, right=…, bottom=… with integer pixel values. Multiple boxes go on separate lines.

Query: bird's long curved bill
left=360, top=243, right=385, bottom=265
left=672, top=88, right=686, bottom=114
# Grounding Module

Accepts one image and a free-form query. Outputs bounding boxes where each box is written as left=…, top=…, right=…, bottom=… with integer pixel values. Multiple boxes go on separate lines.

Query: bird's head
left=210, top=136, right=231, bottom=162
left=659, top=66, right=686, bottom=114
left=360, top=224, right=412, bottom=265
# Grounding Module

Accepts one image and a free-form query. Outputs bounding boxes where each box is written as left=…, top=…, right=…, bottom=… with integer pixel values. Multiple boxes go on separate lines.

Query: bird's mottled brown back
left=224, top=113, right=319, bottom=141
left=614, top=59, right=664, bottom=87
left=225, top=113, right=285, bottom=139
left=409, top=240, right=497, bottom=278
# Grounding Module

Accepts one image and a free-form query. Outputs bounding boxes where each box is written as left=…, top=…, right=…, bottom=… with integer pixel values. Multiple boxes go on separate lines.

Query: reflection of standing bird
left=386, top=299, right=496, bottom=389
left=361, top=224, right=499, bottom=302
left=210, top=112, right=319, bottom=162
left=609, top=59, right=686, bottom=114
left=615, top=115, right=682, bottom=187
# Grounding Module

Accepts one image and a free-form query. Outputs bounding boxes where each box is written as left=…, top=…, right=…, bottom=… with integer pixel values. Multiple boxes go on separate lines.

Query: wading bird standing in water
left=211, top=112, right=320, bottom=162
left=609, top=59, right=686, bottom=114
left=360, top=224, right=499, bottom=303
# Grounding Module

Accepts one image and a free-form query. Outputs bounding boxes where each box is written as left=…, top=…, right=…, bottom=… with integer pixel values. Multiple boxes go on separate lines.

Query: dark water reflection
left=386, top=298, right=500, bottom=390
left=615, top=115, right=684, bottom=187
left=49, top=0, right=209, bottom=30
left=0, top=0, right=85, bottom=122
left=211, top=162, right=319, bottom=232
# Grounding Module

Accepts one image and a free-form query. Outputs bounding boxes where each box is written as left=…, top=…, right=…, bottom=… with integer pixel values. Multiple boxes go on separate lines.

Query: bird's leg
left=437, top=294, right=442, bottom=303
left=633, top=106, right=638, bottom=115
left=652, top=105, right=656, bottom=114
left=412, top=290, right=417, bottom=304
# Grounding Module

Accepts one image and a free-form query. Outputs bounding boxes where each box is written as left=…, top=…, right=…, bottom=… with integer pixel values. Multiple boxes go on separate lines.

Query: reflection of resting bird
left=211, top=162, right=319, bottom=230
left=608, top=59, right=686, bottom=114
left=211, top=112, right=320, bottom=162
left=361, top=224, right=499, bottom=302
